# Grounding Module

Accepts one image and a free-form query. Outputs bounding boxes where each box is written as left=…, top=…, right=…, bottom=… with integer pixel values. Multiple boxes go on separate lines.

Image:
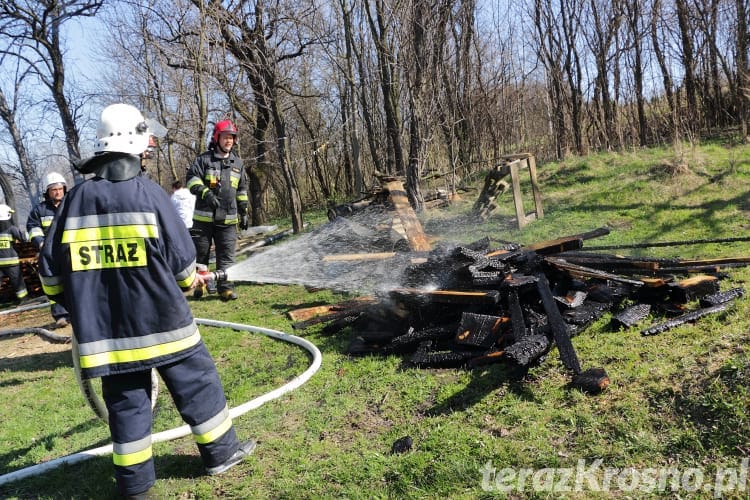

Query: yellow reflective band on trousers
left=192, top=405, right=232, bottom=444
left=78, top=329, right=201, bottom=369
left=40, top=275, right=64, bottom=296
left=113, top=436, right=153, bottom=467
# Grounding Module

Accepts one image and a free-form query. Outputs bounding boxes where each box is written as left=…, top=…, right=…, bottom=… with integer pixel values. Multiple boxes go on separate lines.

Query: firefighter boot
left=193, top=283, right=207, bottom=299
left=206, top=440, right=256, bottom=475
left=220, top=289, right=238, bottom=301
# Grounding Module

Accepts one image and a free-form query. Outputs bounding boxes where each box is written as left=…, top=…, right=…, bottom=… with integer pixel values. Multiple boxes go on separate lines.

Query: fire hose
left=0, top=314, right=323, bottom=487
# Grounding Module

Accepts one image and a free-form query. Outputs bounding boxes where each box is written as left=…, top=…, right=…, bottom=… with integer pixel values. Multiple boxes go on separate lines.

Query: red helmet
left=212, top=120, right=238, bottom=143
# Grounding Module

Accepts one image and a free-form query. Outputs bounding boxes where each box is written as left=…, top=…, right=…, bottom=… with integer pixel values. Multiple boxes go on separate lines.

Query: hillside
left=1, top=142, right=749, bottom=499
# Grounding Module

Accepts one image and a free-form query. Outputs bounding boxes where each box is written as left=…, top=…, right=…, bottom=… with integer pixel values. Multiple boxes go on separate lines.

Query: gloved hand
left=239, top=214, right=249, bottom=230
left=203, top=190, right=220, bottom=210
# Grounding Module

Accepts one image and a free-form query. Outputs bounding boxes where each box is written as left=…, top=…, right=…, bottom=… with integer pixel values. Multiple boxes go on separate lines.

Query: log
left=503, top=335, right=550, bottom=367
left=383, top=179, right=432, bottom=252
left=570, top=367, right=610, bottom=394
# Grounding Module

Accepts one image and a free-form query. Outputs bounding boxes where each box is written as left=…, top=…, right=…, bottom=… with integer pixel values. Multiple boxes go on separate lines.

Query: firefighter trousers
left=190, top=220, right=238, bottom=293
left=101, top=342, right=240, bottom=496
left=0, top=265, right=28, bottom=301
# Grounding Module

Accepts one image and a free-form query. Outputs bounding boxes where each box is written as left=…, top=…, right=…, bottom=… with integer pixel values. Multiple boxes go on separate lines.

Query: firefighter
left=187, top=119, right=249, bottom=301
left=38, top=103, right=255, bottom=498
left=0, top=203, right=29, bottom=304
left=26, top=171, right=70, bottom=327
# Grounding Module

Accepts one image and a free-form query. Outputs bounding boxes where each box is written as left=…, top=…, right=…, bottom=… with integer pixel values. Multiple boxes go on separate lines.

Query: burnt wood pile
left=290, top=228, right=747, bottom=394
left=0, top=242, right=42, bottom=303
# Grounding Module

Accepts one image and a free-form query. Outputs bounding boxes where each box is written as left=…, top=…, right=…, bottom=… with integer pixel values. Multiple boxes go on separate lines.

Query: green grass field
left=1, top=141, right=749, bottom=499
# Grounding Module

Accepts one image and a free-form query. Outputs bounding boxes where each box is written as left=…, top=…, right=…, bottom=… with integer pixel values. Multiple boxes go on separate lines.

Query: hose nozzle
left=197, top=268, right=228, bottom=283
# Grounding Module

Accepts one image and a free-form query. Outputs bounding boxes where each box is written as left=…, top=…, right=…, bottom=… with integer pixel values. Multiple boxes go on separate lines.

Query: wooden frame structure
left=503, top=153, right=544, bottom=228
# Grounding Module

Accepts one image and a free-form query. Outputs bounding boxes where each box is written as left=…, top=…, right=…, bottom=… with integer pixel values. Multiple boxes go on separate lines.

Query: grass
left=1, top=141, right=750, bottom=498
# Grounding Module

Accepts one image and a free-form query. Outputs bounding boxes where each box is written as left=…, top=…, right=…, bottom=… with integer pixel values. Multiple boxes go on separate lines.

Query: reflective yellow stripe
left=193, top=213, right=213, bottom=222
left=61, top=224, right=157, bottom=244
left=69, top=238, right=147, bottom=271
left=177, top=268, right=196, bottom=288
left=40, top=275, right=64, bottom=296
left=194, top=415, right=232, bottom=444
left=186, top=177, right=204, bottom=190
left=79, top=329, right=201, bottom=368
left=113, top=445, right=153, bottom=466
left=42, top=283, right=63, bottom=295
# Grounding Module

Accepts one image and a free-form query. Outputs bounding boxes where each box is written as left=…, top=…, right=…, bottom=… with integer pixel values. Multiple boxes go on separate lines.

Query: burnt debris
left=290, top=228, right=747, bottom=395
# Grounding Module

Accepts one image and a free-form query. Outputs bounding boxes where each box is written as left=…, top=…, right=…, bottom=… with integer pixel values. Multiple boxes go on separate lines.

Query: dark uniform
left=38, top=149, right=248, bottom=496
left=187, top=148, right=248, bottom=296
left=0, top=214, right=29, bottom=303
left=27, top=198, right=69, bottom=322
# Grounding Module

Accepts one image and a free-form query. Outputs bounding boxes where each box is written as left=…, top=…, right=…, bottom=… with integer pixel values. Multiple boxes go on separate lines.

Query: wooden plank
left=508, top=159, right=529, bottom=228
left=524, top=227, right=610, bottom=254
left=527, top=155, right=544, bottom=219
left=383, top=179, right=432, bottom=252
left=323, top=252, right=397, bottom=262
left=287, top=296, right=375, bottom=322
left=389, top=287, right=500, bottom=304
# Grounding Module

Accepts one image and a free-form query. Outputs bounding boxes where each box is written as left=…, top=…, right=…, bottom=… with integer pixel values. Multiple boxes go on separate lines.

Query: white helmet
left=95, top=104, right=166, bottom=155
left=0, top=204, right=13, bottom=221
left=45, top=172, right=67, bottom=190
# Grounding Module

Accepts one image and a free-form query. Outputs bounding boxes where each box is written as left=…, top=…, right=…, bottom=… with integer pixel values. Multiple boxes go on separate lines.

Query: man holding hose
left=38, top=103, right=255, bottom=499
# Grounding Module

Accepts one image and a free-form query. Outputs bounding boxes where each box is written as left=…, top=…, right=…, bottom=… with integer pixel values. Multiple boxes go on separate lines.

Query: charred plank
left=535, top=272, right=582, bottom=373
left=454, top=312, right=506, bottom=348
left=699, top=287, right=745, bottom=307
left=503, top=335, right=550, bottom=367
left=641, top=302, right=734, bottom=336
left=610, top=303, right=651, bottom=330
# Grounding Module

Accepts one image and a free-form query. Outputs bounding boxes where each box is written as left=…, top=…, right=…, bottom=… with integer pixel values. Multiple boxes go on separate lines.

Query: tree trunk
left=675, top=0, right=697, bottom=132
left=737, top=0, right=749, bottom=139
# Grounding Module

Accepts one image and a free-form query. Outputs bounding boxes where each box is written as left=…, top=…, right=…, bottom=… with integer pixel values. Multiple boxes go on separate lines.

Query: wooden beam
left=383, top=179, right=432, bottom=252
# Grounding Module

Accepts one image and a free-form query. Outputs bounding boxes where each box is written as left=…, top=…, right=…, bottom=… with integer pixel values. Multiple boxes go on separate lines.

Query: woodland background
left=0, top=0, right=748, bottom=230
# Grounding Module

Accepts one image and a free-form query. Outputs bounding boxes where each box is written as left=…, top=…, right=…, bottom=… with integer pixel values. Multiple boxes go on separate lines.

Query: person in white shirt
left=171, top=180, right=195, bottom=228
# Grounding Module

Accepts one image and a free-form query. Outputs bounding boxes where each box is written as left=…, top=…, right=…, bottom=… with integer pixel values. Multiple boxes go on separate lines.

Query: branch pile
left=290, top=228, right=747, bottom=394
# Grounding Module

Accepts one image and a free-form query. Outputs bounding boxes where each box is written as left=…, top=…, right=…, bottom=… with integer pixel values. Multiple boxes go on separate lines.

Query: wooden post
left=504, top=153, right=543, bottom=228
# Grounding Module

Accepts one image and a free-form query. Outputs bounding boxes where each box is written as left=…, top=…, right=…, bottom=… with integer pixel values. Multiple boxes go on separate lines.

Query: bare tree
left=737, top=0, right=750, bottom=139
left=0, top=0, right=103, bottom=180
left=365, top=0, right=405, bottom=176
left=0, top=61, right=36, bottom=202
